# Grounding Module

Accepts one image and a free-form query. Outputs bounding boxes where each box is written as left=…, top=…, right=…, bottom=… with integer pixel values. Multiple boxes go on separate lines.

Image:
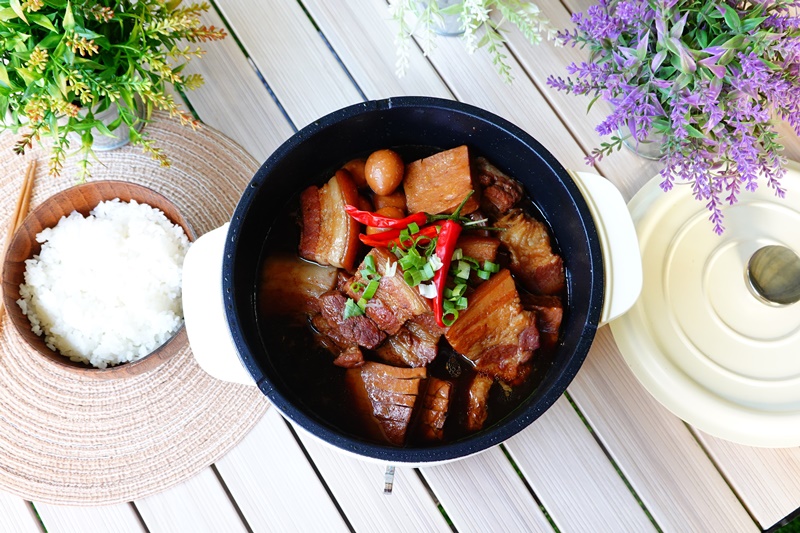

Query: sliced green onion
left=476, top=269, right=491, bottom=280
left=428, top=254, right=443, bottom=271
left=452, top=248, right=463, bottom=261
left=461, top=255, right=481, bottom=268
left=363, top=279, right=380, bottom=300
left=343, top=298, right=364, bottom=319
left=364, top=255, right=376, bottom=272
left=456, top=296, right=468, bottom=309
left=357, top=297, right=367, bottom=310
left=407, top=222, right=420, bottom=234
left=452, top=283, right=467, bottom=298
left=421, top=262, right=435, bottom=280
left=442, top=310, right=458, bottom=327
left=350, top=281, right=365, bottom=293
left=398, top=228, right=411, bottom=248
left=455, top=261, right=471, bottom=280
left=483, top=260, right=500, bottom=273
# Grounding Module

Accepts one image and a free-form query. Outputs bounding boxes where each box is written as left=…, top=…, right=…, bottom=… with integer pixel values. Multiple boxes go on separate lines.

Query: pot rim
left=222, top=96, right=604, bottom=463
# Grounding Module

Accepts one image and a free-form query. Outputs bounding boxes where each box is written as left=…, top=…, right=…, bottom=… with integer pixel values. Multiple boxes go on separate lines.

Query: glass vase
left=619, top=124, right=665, bottom=161
left=419, top=0, right=464, bottom=37
left=72, top=96, right=146, bottom=151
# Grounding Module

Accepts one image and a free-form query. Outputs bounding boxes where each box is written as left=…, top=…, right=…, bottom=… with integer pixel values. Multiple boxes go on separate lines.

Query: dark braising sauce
left=256, top=146, right=565, bottom=447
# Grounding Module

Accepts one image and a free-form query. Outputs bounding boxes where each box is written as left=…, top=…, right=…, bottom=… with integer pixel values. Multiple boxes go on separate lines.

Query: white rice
left=17, top=199, right=190, bottom=368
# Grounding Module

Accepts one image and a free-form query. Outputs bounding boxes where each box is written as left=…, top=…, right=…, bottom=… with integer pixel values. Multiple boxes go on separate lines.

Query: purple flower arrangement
left=548, top=0, right=800, bottom=234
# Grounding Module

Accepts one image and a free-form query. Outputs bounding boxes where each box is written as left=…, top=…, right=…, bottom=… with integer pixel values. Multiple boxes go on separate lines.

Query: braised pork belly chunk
left=258, top=253, right=337, bottom=316
left=404, top=146, right=479, bottom=215
left=345, top=248, right=430, bottom=335
left=521, top=294, right=564, bottom=351
left=418, top=377, right=452, bottom=441
left=376, top=314, right=445, bottom=368
left=456, top=234, right=500, bottom=265
left=474, top=157, right=524, bottom=217
left=466, top=373, right=494, bottom=432
left=299, top=169, right=361, bottom=270
left=346, top=362, right=427, bottom=446
left=259, top=145, right=567, bottom=447
left=496, top=209, right=566, bottom=295
left=445, top=269, right=539, bottom=383
left=318, top=291, right=386, bottom=349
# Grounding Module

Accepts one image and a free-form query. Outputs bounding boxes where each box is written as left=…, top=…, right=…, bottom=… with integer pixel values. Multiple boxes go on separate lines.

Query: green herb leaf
left=343, top=298, right=364, bottom=319
left=62, top=1, right=75, bottom=31
left=721, top=4, right=742, bottom=32
left=8, top=0, right=27, bottom=23
left=362, top=279, right=380, bottom=300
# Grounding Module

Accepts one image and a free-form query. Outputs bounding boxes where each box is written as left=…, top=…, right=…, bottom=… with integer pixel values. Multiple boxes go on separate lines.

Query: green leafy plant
left=0, top=0, right=226, bottom=179
left=389, top=0, right=553, bottom=82
left=548, top=0, right=800, bottom=234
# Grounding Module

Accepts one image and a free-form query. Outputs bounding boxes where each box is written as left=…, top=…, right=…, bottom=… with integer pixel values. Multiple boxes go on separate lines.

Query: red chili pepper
left=345, top=205, right=428, bottom=229
left=358, top=224, right=440, bottom=248
left=432, top=220, right=462, bottom=328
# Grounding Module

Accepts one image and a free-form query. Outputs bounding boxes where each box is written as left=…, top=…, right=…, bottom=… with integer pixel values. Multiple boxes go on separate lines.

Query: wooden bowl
left=2, top=181, right=195, bottom=380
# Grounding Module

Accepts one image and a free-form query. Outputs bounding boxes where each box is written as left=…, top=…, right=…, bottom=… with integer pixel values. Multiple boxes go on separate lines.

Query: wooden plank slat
left=0, top=493, right=41, bottom=532
left=212, top=0, right=363, bottom=130
left=34, top=503, right=144, bottom=533
left=420, top=448, right=553, bottom=533
left=568, top=329, right=757, bottom=532
left=502, top=0, right=661, bottom=201
left=411, top=28, right=587, bottom=171
left=214, top=408, right=349, bottom=532
left=300, top=0, right=452, bottom=100
left=134, top=468, right=248, bottom=533
left=505, top=396, right=655, bottom=533
left=183, top=7, right=296, bottom=162
left=297, top=431, right=452, bottom=533
left=694, top=431, right=800, bottom=529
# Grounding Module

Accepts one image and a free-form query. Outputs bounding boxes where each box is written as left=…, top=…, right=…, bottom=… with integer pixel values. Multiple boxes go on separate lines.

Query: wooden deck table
left=3, top=1, right=800, bottom=531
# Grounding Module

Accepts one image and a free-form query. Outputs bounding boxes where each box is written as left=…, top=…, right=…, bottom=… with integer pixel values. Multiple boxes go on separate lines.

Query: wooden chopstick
left=0, top=160, right=37, bottom=323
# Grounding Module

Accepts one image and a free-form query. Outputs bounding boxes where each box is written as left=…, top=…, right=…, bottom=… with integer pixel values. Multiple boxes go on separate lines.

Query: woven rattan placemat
left=0, top=113, right=270, bottom=505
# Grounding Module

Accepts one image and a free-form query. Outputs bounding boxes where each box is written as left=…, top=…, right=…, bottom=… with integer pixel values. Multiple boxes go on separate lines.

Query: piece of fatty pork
left=417, top=377, right=453, bottom=441
left=310, top=314, right=365, bottom=368
left=404, top=146, right=480, bottom=215
left=466, top=373, right=494, bottom=432
left=473, top=157, right=524, bottom=217
left=345, top=248, right=431, bottom=335
left=375, top=314, right=445, bottom=368
left=258, top=253, right=337, bottom=317
left=445, top=269, right=540, bottom=383
left=346, top=362, right=427, bottom=446
left=317, top=291, right=386, bottom=349
left=495, top=209, right=566, bottom=295
left=299, top=169, right=361, bottom=271
left=521, top=294, right=564, bottom=352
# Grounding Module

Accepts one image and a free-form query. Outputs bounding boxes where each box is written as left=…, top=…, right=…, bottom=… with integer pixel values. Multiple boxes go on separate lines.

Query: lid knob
left=746, top=245, right=800, bottom=306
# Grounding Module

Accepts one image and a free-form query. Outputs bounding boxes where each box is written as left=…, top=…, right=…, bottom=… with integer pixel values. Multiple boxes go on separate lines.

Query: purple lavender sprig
left=547, top=0, right=800, bottom=234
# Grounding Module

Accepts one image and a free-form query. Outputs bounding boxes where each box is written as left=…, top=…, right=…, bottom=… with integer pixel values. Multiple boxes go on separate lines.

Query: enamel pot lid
left=610, top=163, right=800, bottom=447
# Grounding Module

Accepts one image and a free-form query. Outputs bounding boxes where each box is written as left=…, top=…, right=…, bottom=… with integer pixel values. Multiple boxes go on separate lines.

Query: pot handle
left=182, top=223, right=256, bottom=385
left=568, top=171, right=642, bottom=326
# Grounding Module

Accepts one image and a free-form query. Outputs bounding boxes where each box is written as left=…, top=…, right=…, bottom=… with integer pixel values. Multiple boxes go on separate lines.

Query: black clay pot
left=220, top=97, right=605, bottom=464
